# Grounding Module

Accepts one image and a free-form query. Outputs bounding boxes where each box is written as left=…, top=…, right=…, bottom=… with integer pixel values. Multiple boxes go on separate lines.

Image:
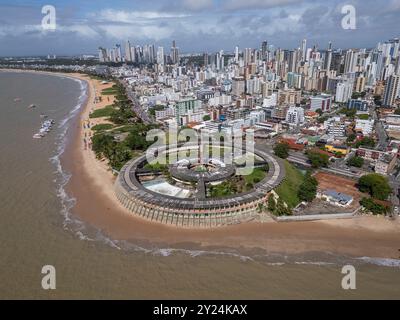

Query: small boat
left=28, top=104, right=37, bottom=109
left=40, top=114, right=48, bottom=119
left=33, top=134, right=44, bottom=139
left=14, top=98, right=22, bottom=102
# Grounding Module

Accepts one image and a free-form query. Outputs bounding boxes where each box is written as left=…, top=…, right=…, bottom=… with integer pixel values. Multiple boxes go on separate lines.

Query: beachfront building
left=114, top=146, right=286, bottom=228
left=317, top=189, right=354, bottom=207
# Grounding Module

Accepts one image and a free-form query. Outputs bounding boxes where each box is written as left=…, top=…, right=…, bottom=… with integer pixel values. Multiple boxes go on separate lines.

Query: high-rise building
left=244, top=48, right=252, bottom=66
left=157, top=47, right=164, bottom=65
left=170, top=40, right=180, bottom=65
left=383, top=75, right=400, bottom=107
left=344, top=49, right=358, bottom=73
left=98, top=47, right=107, bottom=63
left=125, top=41, right=132, bottom=62
left=261, top=41, right=268, bottom=60
left=354, top=75, right=366, bottom=93
left=336, top=82, right=353, bottom=103
left=324, top=42, right=333, bottom=71
left=301, top=39, right=307, bottom=62
left=286, top=106, right=305, bottom=125
left=234, top=46, right=239, bottom=63
left=232, top=77, right=245, bottom=96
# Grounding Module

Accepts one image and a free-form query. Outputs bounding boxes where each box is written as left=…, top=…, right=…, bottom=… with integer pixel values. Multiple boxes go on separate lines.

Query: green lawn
left=244, top=168, right=267, bottom=185
left=357, top=114, right=370, bottom=120
left=275, top=161, right=305, bottom=208
left=92, top=124, right=114, bottom=131
left=89, top=105, right=115, bottom=118
left=101, top=88, right=118, bottom=95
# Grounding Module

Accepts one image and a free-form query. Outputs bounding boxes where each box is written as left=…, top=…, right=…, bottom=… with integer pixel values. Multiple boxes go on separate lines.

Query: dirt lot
left=314, top=172, right=365, bottom=208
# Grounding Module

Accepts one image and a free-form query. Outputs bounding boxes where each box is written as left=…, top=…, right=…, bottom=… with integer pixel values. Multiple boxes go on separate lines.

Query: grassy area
left=92, top=124, right=114, bottom=131
left=244, top=168, right=267, bottom=185
left=357, top=114, right=370, bottom=120
left=89, top=105, right=115, bottom=118
left=275, top=161, right=305, bottom=209
left=101, top=87, right=118, bottom=95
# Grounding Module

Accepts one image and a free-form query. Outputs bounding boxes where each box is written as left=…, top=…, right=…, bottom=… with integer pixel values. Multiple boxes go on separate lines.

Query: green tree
left=347, top=156, right=364, bottom=168
left=354, top=137, right=376, bottom=148
left=358, top=174, right=392, bottom=201
left=268, top=194, right=276, bottom=212
left=306, top=151, right=330, bottom=168
left=274, top=142, right=290, bottom=159
left=276, top=198, right=292, bottom=216
left=298, top=172, right=319, bottom=202
left=203, top=115, right=211, bottom=121
left=347, top=133, right=356, bottom=143
left=360, top=197, right=391, bottom=215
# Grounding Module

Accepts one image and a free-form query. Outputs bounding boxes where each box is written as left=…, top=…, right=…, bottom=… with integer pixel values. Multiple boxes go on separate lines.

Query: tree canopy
left=274, top=142, right=290, bottom=159
left=358, top=174, right=391, bottom=201
left=347, top=156, right=364, bottom=168
left=306, top=151, right=330, bottom=168
left=298, top=172, right=319, bottom=202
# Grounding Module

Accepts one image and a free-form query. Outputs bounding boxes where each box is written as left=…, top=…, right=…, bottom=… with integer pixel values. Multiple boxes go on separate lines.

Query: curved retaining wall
left=114, top=149, right=286, bottom=228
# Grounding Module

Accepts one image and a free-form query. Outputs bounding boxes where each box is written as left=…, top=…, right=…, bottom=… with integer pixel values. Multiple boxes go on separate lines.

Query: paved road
left=121, top=81, right=153, bottom=125
left=373, top=107, right=389, bottom=151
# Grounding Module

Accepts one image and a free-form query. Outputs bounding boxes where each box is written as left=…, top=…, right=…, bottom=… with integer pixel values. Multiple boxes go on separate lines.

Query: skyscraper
left=244, top=48, right=252, bottom=66
left=157, top=47, right=164, bottom=65
left=234, top=46, right=239, bottom=63
left=170, top=40, right=180, bottom=65
left=301, top=39, right=307, bottom=62
left=324, top=42, right=333, bottom=71
left=125, top=41, right=132, bottom=62
left=261, top=41, right=268, bottom=60
left=383, top=75, right=400, bottom=107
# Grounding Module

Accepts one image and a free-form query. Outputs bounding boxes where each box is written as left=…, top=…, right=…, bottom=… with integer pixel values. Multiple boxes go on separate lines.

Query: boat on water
left=28, top=104, right=37, bottom=109
left=14, top=98, right=22, bottom=102
left=33, top=119, right=55, bottom=139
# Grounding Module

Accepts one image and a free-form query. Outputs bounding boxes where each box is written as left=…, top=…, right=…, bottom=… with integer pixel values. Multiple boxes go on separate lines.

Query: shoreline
left=2, top=68, right=400, bottom=262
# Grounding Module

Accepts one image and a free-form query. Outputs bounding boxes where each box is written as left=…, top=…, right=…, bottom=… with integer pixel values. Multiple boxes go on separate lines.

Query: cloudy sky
left=0, top=0, right=399, bottom=56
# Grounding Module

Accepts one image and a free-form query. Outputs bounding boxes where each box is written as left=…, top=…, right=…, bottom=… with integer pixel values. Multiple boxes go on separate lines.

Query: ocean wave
left=356, top=257, right=400, bottom=268
left=50, top=78, right=89, bottom=232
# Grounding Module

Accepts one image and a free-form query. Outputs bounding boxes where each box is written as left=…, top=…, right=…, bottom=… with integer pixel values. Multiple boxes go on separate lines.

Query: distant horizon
left=0, top=40, right=386, bottom=59
left=1, top=0, right=400, bottom=56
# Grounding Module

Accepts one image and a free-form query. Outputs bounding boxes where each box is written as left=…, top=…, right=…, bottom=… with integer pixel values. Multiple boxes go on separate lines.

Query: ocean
left=0, top=71, right=399, bottom=299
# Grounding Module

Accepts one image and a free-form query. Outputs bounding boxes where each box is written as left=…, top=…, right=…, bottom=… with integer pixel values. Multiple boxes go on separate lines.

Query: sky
left=0, top=0, right=399, bottom=56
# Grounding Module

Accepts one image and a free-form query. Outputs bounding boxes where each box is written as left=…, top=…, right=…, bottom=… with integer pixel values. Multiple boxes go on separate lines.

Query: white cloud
left=94, top=9, right=189, bottom=23
left=181, top=0, right=214, bottom=11
left=224, top=0, right=303, bottom=11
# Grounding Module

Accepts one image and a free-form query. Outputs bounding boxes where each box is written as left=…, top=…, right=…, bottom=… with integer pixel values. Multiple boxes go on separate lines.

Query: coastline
left=2, top=68, right=400, bottom=262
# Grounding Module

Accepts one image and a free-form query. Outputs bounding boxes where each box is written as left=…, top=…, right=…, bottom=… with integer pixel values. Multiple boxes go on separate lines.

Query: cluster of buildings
left=98, top=40, right=180, bottom=66
left=96, top=37, right=400, bottom=179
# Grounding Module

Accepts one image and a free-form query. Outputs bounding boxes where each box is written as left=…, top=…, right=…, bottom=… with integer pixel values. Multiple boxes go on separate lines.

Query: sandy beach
left=2, top=68, right=400, bottom=261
